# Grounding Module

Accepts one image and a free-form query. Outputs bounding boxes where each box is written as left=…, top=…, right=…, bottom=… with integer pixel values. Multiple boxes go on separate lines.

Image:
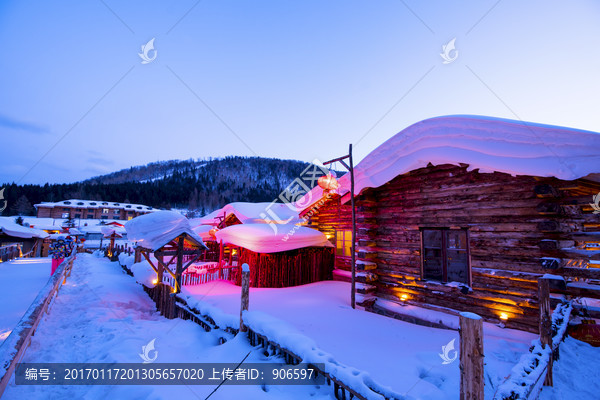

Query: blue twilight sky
left=1, top=0, right=599, bottom=184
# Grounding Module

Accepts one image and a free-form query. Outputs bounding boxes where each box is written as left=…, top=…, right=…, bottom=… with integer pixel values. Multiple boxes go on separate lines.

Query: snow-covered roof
left=192, top=225, right=214, bottom=241
left=214, top=223, right=333, bottom=253
left=0, top=217, right=49, bottom=239
left=125, top=211, right=207, bottom=251
left=192, top=202, right=302, bottom=227
left=298, top=115, right=600, bottom=208
left=100, top=226, right=122, bottom=238
left=34, top=199, right=157, bottom=212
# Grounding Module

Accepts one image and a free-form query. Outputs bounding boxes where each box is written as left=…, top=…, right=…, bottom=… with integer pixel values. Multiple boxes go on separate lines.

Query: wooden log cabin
left=193, top=202, right=336, bottom=288
left=301, top=115, right=600, bottom=333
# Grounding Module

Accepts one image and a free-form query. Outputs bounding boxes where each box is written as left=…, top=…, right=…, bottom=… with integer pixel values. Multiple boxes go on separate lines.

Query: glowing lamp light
left=152, top=279, right=158, bottom=285
left=400, top=294, right=408, bottom=301
left=499, top=312, right=509, bottom=321
left=209, top=228, right=219, bottom=238
left=318, top=174, right=339, bottom=191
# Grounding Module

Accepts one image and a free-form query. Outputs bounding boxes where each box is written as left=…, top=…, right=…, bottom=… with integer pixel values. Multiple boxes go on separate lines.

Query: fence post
left=538, top=276, right=553, bottom=386
left=459, top=312, right=484, bottom=400
left=240, top=263, right=250, bottom=332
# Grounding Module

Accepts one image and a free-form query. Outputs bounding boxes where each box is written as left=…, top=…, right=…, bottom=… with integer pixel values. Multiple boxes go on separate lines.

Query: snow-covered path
left=0, top=258, right=51, bottom=343
left=3, top=254, right=332, bottom=400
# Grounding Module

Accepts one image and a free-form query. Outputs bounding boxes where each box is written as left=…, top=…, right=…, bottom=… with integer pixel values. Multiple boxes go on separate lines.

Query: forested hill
left=1, top=156, right=316, bottom=217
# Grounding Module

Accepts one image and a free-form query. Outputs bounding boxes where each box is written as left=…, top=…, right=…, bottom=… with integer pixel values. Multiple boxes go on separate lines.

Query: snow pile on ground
left=214, top=223, right=333, bottom=253
left=192, top=202, right=302, bottom=226
left=0, top=217, right=49, bottom=239
left=3, top=254, right=332, bottom=400
left=129, top=260, right=157, bottom=287
left=539, top=337, right=600, bottom=399
left=125, top=210, right=206, bottom=251
left=117, top=253, right=135, bottom=269
left=243, top=310, right=403, bottom=400
left=0, top=258, right=51, bottom=344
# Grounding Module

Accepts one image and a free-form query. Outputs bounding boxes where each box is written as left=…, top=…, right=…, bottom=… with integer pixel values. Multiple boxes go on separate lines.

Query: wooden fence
left=0, top=244, right=20, bottom=262
left=0, top=254, right=76, bottom=397
left=162, top=265, right=240, bottom=287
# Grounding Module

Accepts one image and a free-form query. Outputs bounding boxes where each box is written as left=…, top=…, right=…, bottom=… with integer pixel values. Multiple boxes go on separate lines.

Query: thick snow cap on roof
left=297, top=115, right=600, bottom=209
left=125, top=211, right=207, bottom=251
left=0, top=217, right=49, bottom=239
left=193, top=202, right=301, bottom=226
left=214, top=223, right=333, bottom=253
left=192, top=225, right=214, bottom=241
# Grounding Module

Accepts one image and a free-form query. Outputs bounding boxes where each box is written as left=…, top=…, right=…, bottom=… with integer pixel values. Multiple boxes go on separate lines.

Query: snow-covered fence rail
left=170, top=296, right=407, bottom=400
left=163, top=265, right=240, bottom=287
left=493, top=300, right=572, bottom=400
left=0, top=244, right=20, bottom=262
left=0, top=254, right=76, bottom=397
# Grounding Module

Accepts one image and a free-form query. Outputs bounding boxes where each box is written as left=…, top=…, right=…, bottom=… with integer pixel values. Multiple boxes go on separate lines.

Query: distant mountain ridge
left=1, top=156, right=321, bottom=217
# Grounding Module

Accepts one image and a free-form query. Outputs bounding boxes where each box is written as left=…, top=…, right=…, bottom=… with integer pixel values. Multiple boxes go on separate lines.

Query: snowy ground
left=182, top=281, right=537, bottom=399
left=3, top=254, right=332, bottom=400
left=539, top=336, right=600, bottom=400
left=0, top=258, right=51, bottom=343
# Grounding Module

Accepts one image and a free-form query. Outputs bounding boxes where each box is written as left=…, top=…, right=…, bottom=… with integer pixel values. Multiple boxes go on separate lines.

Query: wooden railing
left=162, top=264, right=240, bottom=287
left=0, top=254, right=76, bottom=397
left=493, top=301, right=573, bottom=400
left=0, top=244, right=20, bottom=262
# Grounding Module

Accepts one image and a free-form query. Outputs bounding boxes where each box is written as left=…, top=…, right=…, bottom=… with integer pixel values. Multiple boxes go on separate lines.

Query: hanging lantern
left=318, top=173, right=339, bottom=191
left=209, top=227, right=219, bottom=238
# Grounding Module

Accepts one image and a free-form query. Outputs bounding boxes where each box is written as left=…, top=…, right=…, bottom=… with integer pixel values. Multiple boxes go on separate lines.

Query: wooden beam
left=141, top=251, right=158, bottom=274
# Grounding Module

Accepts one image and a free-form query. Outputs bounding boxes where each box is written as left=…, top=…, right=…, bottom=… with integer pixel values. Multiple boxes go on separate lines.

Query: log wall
left=307, top=164, right=600, bottom=332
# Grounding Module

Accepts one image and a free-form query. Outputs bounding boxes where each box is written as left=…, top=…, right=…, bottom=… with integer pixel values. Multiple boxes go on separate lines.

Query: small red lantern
left=318, top=174, right=339, bottom=191
left=209, top=228, right=219, bottom=238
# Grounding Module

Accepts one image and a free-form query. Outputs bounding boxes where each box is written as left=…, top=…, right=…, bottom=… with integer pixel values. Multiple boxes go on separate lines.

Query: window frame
left=420, top=227, right=471, bottom=286
left=335, top=229, right=353, bottom=257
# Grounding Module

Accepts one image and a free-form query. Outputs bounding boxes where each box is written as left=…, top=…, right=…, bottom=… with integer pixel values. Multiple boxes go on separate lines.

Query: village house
left=34, top=199, right=156, bottom=221
left=300, top=115, right=600, bottom=333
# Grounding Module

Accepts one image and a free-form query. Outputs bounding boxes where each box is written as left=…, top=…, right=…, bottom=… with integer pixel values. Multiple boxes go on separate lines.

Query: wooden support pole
left=240, top=263, right=250, bottom=332
left=218, top=241, right=224, bottom=279
left=156, top=252, right=164, bottom=285
left=175, top=236, right=184, bottom=293
left=134, top=247, right=141, bottom=263
left=349, top=143, right=356, bottom=309
left=459, top=312, right=484, bottom=400
left=538, top=276, right=553, bottom=386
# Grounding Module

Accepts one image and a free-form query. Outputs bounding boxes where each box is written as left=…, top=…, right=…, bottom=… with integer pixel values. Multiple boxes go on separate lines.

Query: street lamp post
left=323, top=144, right=356, bottom=309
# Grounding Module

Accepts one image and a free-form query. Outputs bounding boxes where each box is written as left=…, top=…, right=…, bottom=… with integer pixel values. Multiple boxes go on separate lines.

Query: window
left=87, top=215, right=94, bottom=219
left=101, top=216, right=108, bottom=220
left=421, top=228, right=470, bottom=285
left=74, top=214, right=81, bottom=218
left=102, top=208, right=109, bottom=214
left=114, top=209, right=120, bottom=214
left=335, top=230, right=352, bottom=257
left=127, top=216, right=133, bottom=220
left=61, top=212, right=69, bottom=218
